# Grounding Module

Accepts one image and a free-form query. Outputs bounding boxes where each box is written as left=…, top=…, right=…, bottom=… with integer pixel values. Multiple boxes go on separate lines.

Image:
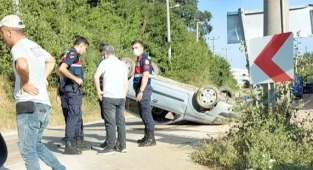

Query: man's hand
left=21, top=82, right=39, bottom=95
left=136, top=92, right=143, bottom=102
left=97, top=91, right=104, bottom=101
left=75, top=78, right=83, bottom=86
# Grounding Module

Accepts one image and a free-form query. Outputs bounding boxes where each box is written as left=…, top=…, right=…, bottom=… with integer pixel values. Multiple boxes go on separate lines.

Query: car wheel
left=219, top=86, right=233, bottom=99
left=196, top=85, right=220, bottom=109
left=0, top=133, right=8, bottom=167
left=121, top=57, right=135, bottom=78
left=151, top=62, right=160, bottom=75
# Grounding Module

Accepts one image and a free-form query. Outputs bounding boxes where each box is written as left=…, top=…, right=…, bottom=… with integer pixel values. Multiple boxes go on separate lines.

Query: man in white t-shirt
left=0, top=15, right=65, bottom=170
left=94, top=45, right=128, bottom=156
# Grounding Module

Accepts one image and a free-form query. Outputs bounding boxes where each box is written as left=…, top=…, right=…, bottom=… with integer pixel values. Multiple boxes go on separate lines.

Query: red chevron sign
left=248, top=32, right=294, bottom=84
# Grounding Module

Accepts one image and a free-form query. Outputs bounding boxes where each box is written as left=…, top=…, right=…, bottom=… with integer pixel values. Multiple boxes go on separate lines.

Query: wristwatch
left=139, top=90, right=144, bottom=93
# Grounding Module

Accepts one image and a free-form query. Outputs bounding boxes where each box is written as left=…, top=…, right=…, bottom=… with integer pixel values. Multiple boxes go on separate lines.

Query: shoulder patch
left=69, top=51, right=76, bottom=59
left=145, top=60, right=150, bottom=65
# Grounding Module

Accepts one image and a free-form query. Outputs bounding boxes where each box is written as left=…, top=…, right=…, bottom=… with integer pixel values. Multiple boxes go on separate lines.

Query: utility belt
left=63, top=82, right=83, bottom=95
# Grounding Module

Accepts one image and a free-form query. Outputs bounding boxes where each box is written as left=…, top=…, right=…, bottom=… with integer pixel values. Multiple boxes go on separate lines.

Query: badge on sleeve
left=69, top=51, right=75, bottom=59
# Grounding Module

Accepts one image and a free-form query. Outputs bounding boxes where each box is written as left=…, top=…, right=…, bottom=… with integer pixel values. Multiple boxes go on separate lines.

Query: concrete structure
left=231, top=68, right=250, bottom=87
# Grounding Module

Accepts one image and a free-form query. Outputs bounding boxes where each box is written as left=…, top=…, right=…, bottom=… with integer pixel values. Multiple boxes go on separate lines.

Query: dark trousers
left=102, top=97, right=126, bottom=150
left=60, top=90, right=84, bottom=138
left=64, top=85, right=83, bottom=141
left=134, top=84, right=155, bottom=132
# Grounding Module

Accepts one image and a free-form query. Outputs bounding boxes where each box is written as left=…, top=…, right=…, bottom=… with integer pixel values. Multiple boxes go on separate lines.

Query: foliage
left=191, top=85, right=313, bottom=170
left=295, top=52, right=313, bottom=76
left=0, top=0, right=235, bottom=101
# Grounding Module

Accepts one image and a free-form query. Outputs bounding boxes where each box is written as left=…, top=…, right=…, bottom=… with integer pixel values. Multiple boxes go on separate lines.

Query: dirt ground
left=291, top=94, right=313, bottom=129
left=1, top=116, right=229, bottom=170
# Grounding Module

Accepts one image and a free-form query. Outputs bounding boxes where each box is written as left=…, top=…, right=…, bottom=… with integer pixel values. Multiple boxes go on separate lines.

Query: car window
left=306, top=75, right=313, bottom=83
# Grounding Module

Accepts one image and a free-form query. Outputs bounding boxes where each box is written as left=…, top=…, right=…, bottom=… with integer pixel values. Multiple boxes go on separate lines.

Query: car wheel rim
left=199, top=89, right=217, bottom=105
left=124, top=61, right=131, bottom=72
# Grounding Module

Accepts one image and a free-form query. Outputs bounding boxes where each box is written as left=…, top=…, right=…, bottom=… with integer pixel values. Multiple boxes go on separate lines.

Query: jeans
left=16, top=103, right=66, bottom=170
left=102, top=97, right=126, bottom=150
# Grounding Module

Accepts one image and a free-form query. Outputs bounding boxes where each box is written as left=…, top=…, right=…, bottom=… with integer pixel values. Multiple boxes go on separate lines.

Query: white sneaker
left=120, top=148, right=127, bottom=153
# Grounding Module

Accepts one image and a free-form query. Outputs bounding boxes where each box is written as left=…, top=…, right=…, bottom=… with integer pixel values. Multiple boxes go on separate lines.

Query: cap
left=102, top=45, right=115, bottom=54
left=0, top=15, right=25, bottom=29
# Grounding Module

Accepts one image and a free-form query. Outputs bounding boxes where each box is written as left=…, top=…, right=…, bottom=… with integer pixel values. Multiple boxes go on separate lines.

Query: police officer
left=59, top=36, right=90, bottom=155
left=131, top=40, right=156, bottom=147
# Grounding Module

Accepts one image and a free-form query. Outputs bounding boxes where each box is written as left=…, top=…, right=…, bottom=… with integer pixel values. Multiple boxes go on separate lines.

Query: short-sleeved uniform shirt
left=11, top=38, right=51, bottom=106
left=62, top=48, right=84, bottom=83
left=95, top=56, right=128, bottom=98
left=133, top=54, right=152, bottom=85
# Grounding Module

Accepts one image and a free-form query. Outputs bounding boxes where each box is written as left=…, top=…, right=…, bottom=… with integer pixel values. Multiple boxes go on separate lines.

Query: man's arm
left=15, top=58, right=39, bottom=95
left=59, top=63, right=80, bottom=84
left=94, top=62, right=105, bottom=100
left=45, top=56, right=56, bottom=78
left=139, top=71, right=149, bottom=92
left=15, top=58, right=30, bottom=85
left=123, top=69, right=129, bottom=97
left=94, top=72, right=102, bottom=94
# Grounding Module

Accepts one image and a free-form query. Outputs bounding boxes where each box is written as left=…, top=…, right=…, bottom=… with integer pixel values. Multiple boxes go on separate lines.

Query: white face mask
left=133, top=49, right=142, bottom=56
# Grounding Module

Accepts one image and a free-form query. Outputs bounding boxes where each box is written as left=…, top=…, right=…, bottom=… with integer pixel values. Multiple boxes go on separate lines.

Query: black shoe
left=138, top=131, right=156, bottom=147
left=64, top=141, right=82, bottom=155
left=97, top=147, right=115, bottom=156
left=99, top=141, right=108, bottom=148
left=76, top=136, right=91, bottom=151
left=137, top=129, right=147, bottom=143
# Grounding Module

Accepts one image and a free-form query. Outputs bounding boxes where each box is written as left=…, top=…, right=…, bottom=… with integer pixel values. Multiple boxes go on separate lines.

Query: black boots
left=64, top=141, right=82, bottom=155
left=76, top=136, right=91, bottom=151
left=137, top=129, right=147, bottom=143
left=138, top=131, right=156, bottom=147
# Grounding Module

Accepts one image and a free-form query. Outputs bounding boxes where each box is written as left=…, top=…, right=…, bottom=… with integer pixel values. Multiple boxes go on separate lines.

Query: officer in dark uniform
left=131, top=40, right=156, bottom=147
left=59, top=36, right=90, bottom=155
left=56, top=53, right=84, bottom=143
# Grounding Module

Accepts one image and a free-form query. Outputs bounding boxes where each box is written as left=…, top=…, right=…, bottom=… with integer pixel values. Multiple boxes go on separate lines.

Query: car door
left=151, top=81, right=189, bottom=115
left=304, top=75, right=313, bottom=94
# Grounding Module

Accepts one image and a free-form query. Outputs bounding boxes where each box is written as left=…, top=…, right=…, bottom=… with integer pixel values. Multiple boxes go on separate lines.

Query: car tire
left=151, top=62, right=160, bottom=75
left=219, top=86, right=233, bottom=99
left=196, top=85, right=220, bottom=109
left=0, top=133, right=8, bottom=167
left=121, top=57, right=135, bottom=78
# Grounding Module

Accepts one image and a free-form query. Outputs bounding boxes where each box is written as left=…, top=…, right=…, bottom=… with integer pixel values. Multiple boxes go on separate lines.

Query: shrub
left=192, top=86, right=313, bottom=170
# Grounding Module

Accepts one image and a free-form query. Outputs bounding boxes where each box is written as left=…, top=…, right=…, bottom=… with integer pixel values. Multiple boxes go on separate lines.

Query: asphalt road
left=0, top=116, right=229, bottom=170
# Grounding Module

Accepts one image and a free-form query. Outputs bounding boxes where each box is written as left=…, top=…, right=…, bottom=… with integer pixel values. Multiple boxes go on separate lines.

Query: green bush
left=0, top=0, right=237, bottom=102
left=192, top=86, right=313, bottom=170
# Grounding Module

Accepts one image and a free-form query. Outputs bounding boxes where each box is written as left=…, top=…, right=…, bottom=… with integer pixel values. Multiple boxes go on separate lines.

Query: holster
left=16, top=101, right=36, bottom=114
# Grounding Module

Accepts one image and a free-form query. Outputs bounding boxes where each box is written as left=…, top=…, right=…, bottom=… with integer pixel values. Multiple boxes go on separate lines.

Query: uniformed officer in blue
left=59, top=36, right=89, bottom=155
left=131, top=40, right=156, bottom=147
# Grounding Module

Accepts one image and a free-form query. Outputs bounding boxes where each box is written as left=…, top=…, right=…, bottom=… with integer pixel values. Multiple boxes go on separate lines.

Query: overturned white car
left=122, top=57, right=235, bottom=125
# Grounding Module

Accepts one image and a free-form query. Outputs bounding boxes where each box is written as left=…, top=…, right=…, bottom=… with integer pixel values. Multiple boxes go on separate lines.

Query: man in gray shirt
left=0, top=15, right=65, bottom=170
left=94, top=45, right=128, bottom=155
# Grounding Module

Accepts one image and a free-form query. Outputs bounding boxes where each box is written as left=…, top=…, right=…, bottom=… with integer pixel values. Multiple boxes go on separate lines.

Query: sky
left=197, top=0, right=313, bottom=69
